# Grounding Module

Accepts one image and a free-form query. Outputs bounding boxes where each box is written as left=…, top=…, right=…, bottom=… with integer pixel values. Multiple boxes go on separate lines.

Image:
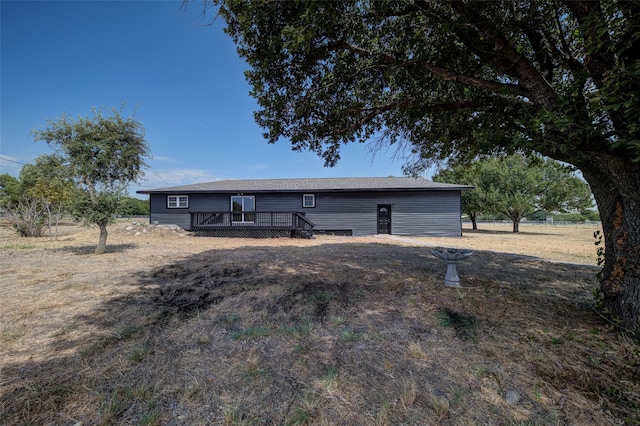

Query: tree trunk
left=45, top=202, right=52, bottom=241
left=504, top=211, right=522, bottom=233
left=95, top=224, right=108, bottom=255
left=469, top=212, right=478, bottom=230
left=581, top=155, right=640, bottom=333
left=54, top=206, right=60, bottom=241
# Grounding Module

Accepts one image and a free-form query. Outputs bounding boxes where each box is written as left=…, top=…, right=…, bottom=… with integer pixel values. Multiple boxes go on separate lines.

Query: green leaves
left=31, top=106, right=150, bottom=251
left=0, top=174, right=20, bottom=207
left=32, top=107, right=149, bottom=188
left=433, top=162, right=485, bottom=220
left=19, top=154, right=74, bottom=207
left=70, top=186, right=126, bottom=228
left=214, top=0, right=640, bottom=170
left=203, top=1, right=640, bottom=329
left=435, top=154, right=593, bottom=232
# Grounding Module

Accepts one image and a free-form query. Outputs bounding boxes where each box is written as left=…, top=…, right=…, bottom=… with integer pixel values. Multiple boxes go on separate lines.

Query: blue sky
left=1, top=0, right=417, bottom=197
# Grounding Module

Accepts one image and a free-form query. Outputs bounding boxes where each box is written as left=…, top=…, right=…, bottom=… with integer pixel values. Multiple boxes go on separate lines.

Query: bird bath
left=431, top=248, right=473, bottom=287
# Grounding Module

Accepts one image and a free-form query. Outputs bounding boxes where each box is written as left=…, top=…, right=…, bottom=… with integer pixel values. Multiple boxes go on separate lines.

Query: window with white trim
left=303, top=194, right=315, bottom=208
left=167, top=195, right=189, bottom=208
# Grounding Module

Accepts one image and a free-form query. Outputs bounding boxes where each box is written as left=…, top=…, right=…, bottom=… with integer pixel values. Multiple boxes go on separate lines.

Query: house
left=137, top=177, right=472, bottom=237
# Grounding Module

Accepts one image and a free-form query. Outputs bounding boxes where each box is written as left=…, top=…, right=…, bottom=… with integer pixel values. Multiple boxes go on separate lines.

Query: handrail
left=190, top=211, right=314, bottom=231
left=294, top=212, right=315, bottom=230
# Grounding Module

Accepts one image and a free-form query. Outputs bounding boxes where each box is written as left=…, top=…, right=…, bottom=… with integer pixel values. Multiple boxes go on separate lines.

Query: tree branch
left=333, top=99, right=479, bottom=136
left=561, top=0, right=611, bottom=86
left=331, top=100, right=409, bottom=136
left=414, top=62, right=525, bottom=96
left=415, top=0, right=560, bottom=109
left=85, top=177, right=97, bottom=205
left=326, top=41, right=525, bottom=96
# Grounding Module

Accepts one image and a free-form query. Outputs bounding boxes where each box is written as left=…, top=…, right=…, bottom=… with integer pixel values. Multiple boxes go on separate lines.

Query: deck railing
left=190, top=211, right=315, bottom=237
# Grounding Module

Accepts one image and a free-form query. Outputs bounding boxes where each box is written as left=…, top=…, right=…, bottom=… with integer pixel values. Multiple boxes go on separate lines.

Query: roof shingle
left=138, top=177, right=472, bottom=194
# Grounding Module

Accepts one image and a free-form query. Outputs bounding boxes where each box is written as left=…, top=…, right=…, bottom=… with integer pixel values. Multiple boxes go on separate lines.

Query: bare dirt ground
left=1, top=220, right=638, bottom=425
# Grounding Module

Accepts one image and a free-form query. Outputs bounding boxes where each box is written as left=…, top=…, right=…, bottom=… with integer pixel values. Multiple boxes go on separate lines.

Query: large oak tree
left=209, top=0, right=640, bottom=332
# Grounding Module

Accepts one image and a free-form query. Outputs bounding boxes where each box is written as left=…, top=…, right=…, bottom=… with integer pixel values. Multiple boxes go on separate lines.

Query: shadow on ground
left=3, top=242, right=636, bottom=425
left=55, top=243, right=138, bottom=255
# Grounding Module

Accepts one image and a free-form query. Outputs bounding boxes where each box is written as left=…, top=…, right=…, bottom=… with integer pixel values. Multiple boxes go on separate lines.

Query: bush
left=5, top=199, right=47, bottom=237
left=119, top=197, right=150, bottom=216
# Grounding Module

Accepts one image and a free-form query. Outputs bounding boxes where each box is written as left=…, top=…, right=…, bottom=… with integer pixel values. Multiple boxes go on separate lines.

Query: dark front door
left=377, top=204, right=391, bottom=234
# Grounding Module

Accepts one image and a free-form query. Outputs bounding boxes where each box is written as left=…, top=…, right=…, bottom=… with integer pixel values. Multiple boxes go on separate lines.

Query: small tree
left=0, top=174, right=21, bottom=208
left=19, top=155, right=74, bottom=240
left=32, top=107, right=149, bottom=254
left=433, top=163, right=485, bottom=230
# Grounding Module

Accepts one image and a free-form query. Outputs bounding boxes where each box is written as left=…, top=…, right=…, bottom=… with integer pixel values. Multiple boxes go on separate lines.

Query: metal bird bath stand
left=431, top=248, right=473, bottom=287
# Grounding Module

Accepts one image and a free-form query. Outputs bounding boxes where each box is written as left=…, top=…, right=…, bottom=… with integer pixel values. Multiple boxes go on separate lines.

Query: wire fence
left=117, top=215, right=150, bottom=220
left=465, top=219, right=602, bottom=228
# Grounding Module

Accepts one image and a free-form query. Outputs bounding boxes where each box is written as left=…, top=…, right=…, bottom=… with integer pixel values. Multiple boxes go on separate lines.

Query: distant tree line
left=474, top=210, right=600, bottom=223
left=1, top=168, right=149, bottom=236
left=1, top=106, right=150, bottom=253
left=433, top=154, right=594, bottom=232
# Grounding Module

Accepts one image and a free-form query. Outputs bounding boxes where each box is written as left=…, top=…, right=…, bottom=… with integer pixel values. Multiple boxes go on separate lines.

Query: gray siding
left=148, top=190, right=462, bottom=236
left=254, top=193, right=305, bottom=211
left=149, top=213, right=191, bottom=229
left=307, top=191, right=462, bottom=236
left=189, top=193, right=233, bottom=211
left=148, top=194, right=192, bottom=228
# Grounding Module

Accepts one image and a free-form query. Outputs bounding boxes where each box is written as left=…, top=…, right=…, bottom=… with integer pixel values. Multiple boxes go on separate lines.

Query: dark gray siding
left=390, top=191, right=462, bottom=236
left=148, top=193, right=304, bottom=229
left=189, top=193, right=234, bottom=211
left=148, top=190, right=462, bottom=236
left=304, top=191, right=462, bottom=236
left=149, top=194, right=190, bottom=229
left=149, top=213, right=191, bottom=229
left=254, top=193, right=305, bottom=211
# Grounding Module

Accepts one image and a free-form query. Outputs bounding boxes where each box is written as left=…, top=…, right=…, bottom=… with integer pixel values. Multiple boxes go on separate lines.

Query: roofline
left=137, top=186, right=473, bottom=195
left=136, top=177, right=473, bottom=195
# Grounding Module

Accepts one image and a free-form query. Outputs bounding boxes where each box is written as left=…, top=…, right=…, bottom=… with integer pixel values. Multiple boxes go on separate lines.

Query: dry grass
left=1, top=219, right=638, bottom=425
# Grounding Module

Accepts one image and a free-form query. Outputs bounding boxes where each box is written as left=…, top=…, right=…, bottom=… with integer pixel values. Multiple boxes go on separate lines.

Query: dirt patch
left=1, top=220, right=637, bottom=425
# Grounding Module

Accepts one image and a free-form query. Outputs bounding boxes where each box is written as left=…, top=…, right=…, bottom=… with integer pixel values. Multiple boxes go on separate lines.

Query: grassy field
left=0, top=221, right=638, bottom=425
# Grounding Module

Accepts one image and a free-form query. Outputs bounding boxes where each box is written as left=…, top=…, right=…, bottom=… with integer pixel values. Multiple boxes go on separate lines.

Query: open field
left=1, top=220, right=638, bottom=425
left=389, top=221, right=603, bottom=266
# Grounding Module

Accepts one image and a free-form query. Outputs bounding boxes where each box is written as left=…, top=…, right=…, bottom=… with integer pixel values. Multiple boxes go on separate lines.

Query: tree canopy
left=432, top=162, right=485, bottom=230
left=18, top=154, right=75, bottom=239
left=212, top=0, right=640, bottom=331
left=0, top=174, right=20, bottom=207
left=32, top=107, right=149, bottom=254
left=216, top=0, right=639, bottom=167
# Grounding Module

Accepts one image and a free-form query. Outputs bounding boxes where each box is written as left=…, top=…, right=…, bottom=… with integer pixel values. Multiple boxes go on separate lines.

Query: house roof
left=137, top=177, right=472, bottom=194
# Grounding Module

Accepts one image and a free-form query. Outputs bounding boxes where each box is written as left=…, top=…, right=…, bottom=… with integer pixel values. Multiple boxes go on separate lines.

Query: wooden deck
left=190, top=211, right=315, bottom=238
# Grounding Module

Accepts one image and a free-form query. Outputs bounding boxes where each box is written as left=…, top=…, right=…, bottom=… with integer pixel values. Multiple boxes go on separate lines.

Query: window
left=231, top=195, right=255, bottom=222
left=167, top=195, right=188, bottom=208
left=303, top=194, right=315, bottom=208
